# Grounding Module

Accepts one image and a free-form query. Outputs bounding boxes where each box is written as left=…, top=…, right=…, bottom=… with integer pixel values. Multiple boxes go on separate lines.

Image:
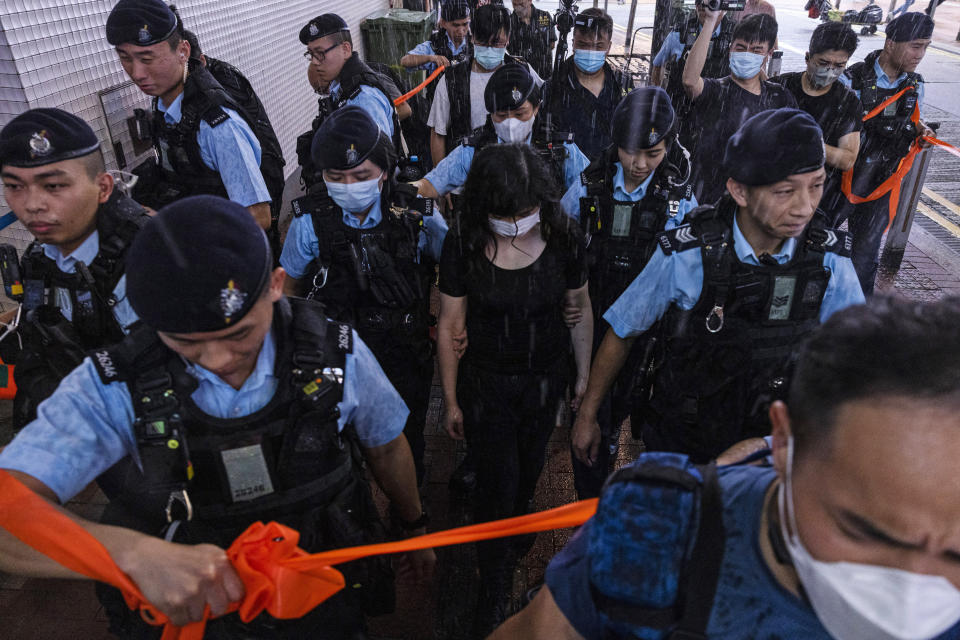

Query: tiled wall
left=0, top=0, right=391, bottom=252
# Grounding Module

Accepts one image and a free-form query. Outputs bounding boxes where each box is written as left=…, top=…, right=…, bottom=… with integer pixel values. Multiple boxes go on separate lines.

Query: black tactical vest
left=461, top=119, right=574, bottom=193
left=138, top=63, right=283, bottom=210
left=12, top=192, right=150, bottom=429
left=846, top=50, right=922, bottom=191
left=665, top=14, right=734, bottom=118
left=638, top=199, right=850, bottom=462
left=290, top=191, right=432, bottom=358
left=93, top=298, right=394, bottom=631
left=426, top=31, right=473, bottom=104
left=296, top=54, right=403, bottom=192
left=445, top=54, right=529, bottom=154
left=579, top=147, right=693, bottom=316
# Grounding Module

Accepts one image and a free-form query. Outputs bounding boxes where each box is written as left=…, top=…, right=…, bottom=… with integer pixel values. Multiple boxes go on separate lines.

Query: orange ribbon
left=840, top=87, right=960, bottom=229
left=0, top=470, right=597, bottom=639
left=393, top=65, right=447, bottom=107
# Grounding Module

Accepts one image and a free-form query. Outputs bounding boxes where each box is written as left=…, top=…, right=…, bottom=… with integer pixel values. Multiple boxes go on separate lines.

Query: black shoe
left=449, top=453, right=478, bottom=494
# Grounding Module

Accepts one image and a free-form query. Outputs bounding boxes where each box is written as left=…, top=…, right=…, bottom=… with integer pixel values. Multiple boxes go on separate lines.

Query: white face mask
left=493, top=116, right=535, bottom=144
left=489, top=210, right=540, bottom=237
left=779, top=437, right=960, bottom=640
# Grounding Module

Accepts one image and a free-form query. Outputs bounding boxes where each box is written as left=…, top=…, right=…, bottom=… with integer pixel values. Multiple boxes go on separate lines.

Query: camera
left=701, top=0, right=747, bottom=11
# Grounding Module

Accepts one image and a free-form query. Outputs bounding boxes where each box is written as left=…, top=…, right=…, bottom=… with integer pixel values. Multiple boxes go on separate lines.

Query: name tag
left=611, top=204, right=633, bottom=238
left=220, top=444, right=274, bottom=502
left=768, top=275, right=797, bottom=321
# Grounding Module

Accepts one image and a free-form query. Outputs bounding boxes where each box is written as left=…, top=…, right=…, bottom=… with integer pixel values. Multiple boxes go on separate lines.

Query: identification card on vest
left=220, top=444, right=275, bottom=502
left=768, top=275, right=797, bottom=321
left=612, top=204, right=633, bottom=238
left=883, top=101, right=898, bottom=117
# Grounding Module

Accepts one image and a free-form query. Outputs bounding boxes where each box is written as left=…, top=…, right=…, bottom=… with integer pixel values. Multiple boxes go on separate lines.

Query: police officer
left=281, top=106, right=448, bottom=486
left=507, top=0, right=557, bottom=80
left=417, top=63, right=589, bottom=206
left=296, top=13, right=408, bottom=192
left=559, top=87, right=699, bottom=499
left=0, top=196, right=435, bottom=637
left=426, top=3, right=541, bottom=166
left=400, top=0, right=473, bottom=78
left=544, top=8, right=632, bottom=162
left=682, top=12, right=797, bottom=205
left=835, top=12, right=935, bottom=295
left=105, top=0, right=274, bottom=230
left=496, top=295, right=960, bottom=639
left=571, top=109, right=865, bottom=468
left=650, top=0, right=735, bottom=123
left=0, top=109, right=151, bottom=430
left=181, top=29, right=286, bottom=242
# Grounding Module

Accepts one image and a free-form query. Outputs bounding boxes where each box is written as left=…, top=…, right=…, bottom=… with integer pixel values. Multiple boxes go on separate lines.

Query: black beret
left=106, top=0, right=178, bottom=47
left=724, top=109, right=825, bottom=186
left=126, top=196, right=271, bottom=333
left=484, top=64, right=537, bottom=113
left=312, top=106, right=383, bottom=171
left=300, top=14, right=349, bottom=45
left=886, top=12, right=934, bottom=42
left=441, top=1, right=470, bottom=21
left=611, top=87, right=676, bottom=151
left=0, top=108, right=100, bottom=168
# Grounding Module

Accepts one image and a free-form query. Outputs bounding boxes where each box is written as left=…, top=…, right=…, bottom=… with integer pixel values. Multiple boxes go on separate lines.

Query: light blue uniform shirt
left=41, top=231, right=138, bottom=330
left=0, top=324, right=408, bottom=503
left=839, top=57, right=925, bottom=120
left=603, top=214, right=865, bottom=338
left=280, top=197, right=449, bottom=280
left=652, top=24, right=722, bottom=67
left=157, top=93, right=271, bottom=208
left=560, top=162, right=700, bottom=222
left=329, top=80, right=396, bottom=138
left=406, top=34, right=469, bottom=73
left=423, top=136, right=590, bottom=197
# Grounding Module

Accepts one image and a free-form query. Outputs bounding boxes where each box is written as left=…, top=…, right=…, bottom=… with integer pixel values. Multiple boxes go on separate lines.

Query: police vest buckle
left=165, top=488, right=193, bottom=523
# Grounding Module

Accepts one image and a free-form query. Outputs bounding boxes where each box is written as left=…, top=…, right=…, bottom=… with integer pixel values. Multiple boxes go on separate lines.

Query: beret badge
left=219, top=279, right=247, bottom=324
left=345, top=144, right=359, bottom=166
left=309, top=22, right=320, bottom=37
left=138, top=24, right=152, bottom=44
left=511, top=87, right=521, bottom=103
left=29, top=131, right=53, bottom=158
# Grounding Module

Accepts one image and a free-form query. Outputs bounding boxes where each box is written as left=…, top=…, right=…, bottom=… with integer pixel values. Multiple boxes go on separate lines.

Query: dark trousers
left=374, top=340, right=434, bottom=485
left=459, top=362, right=566, bottom=582
left=832, top=192, right=891, bottom=296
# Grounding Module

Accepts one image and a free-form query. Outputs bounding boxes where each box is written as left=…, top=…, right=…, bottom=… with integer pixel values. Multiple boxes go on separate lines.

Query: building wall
left=0, top=0, right=391, bottom=252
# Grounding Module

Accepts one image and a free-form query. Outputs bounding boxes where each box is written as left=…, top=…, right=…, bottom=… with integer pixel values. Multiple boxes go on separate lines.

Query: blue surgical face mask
left=324, top=174, right=383, bottom=214
left=728, top=51, right=766, bottom=79
left=573, top=49, right=606, bottom=73
left=474, top=45, right=507, bottom=70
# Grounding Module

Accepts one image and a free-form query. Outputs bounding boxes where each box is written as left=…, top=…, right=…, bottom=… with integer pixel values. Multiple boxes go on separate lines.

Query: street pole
left=878, top=148, right=933, bottom=283
left=929, top=0, right=938, bottom=19
left=626, top=0, right=639, bottom=50
left=886, top=0, right=897, bottom=22
left=604, top=0, right=610, bottom=11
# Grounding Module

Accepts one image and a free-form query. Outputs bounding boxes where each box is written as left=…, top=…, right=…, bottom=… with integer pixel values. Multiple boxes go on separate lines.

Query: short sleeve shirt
left=772, top=73, right=863, bottom=147
left=688, top=77, right=798, bottom=205
left=427, top=69, right=495, bottom=136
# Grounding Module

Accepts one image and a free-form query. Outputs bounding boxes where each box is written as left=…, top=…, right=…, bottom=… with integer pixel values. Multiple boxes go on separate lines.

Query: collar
left=42, top=230, right=100, bottom=272
left=873, top=56, right=909, bottom=86
left=446, top=32, right=467, bottom=54
left=186, top=327, right=277, bottom=391
left=342, top=198, right=383, bottom=229
left=157, top=92, right=184, bottom=123
left=612, top=163, right=654, bottom=201
left=732, top=213, right=796, bottom=265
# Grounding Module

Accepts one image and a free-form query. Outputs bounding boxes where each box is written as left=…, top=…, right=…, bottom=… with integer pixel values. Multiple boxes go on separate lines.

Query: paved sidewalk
left=0, top=224, right=958, bottom=639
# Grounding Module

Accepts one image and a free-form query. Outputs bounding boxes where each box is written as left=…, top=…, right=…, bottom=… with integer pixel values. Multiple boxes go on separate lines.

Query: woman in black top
left=437, top=143, right=593, bottom=636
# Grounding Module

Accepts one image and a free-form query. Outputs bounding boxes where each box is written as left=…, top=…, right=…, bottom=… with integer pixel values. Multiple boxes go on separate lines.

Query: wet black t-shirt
left=771, top=72, right=863, bottom=147
left=439, top=230, right=588, bottom=373
left=687, top=76, right=798, bottom=205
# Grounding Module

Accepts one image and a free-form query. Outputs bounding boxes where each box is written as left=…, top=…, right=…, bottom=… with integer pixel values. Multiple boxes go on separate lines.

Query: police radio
left=0, top=244, right=23, bottom=301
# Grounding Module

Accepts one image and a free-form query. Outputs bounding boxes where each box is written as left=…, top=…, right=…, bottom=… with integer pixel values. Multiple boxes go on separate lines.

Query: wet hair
left=473, top=4, right=511, bottom=44
left=456, top=143, right=579, bottom=278
left=574, top=8, right=614, bottom=40
left=788, top=296, right=960, bottom=459
left=808, top=21, right=859, bottom=56
left=732, top=13, right=777, bottom=51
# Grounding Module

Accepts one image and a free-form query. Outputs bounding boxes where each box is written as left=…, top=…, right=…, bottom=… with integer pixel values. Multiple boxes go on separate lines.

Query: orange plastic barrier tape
left=0, top=470, right=597, bottom=639
left=394, top=65, right=446, bottom=107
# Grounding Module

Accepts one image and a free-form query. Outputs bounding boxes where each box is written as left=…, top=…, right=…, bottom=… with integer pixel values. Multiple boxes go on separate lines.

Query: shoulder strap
left=596, top=460, right=725, bottom=638
left=803, top=212, right=852, bottom=257
left=656, top=203, right=728, bottom=256
left=287, top=298, right=352, bottom=407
